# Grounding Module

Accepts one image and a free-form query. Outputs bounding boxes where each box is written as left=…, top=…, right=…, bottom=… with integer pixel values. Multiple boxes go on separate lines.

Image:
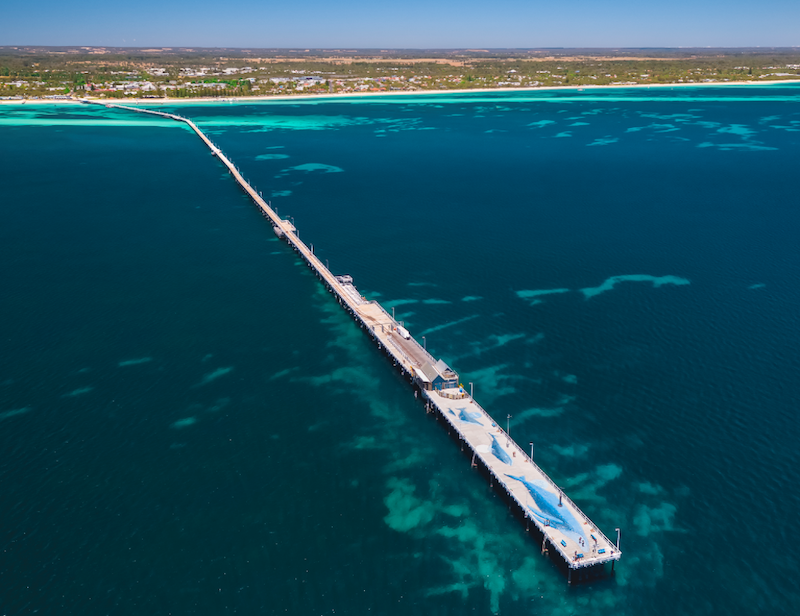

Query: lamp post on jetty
left=507, top=414, right=512, bottom=436
left=422, top=336, right=426, bottom=351
left=530, top=442, right=534, bottom=462
left=469, top=382, right=473, bottom=398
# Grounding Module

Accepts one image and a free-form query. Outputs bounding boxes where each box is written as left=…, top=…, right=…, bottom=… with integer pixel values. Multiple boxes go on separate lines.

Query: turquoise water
left=1, top=85, right=799, bottom=614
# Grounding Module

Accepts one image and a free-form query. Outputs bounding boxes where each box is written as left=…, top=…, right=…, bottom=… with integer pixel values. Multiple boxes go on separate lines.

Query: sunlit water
left=1, top=85, right=799, bottom=614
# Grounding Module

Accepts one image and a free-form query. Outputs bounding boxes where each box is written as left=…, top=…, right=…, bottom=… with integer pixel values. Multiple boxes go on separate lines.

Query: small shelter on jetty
left=416, top=359, right=459, bottom=391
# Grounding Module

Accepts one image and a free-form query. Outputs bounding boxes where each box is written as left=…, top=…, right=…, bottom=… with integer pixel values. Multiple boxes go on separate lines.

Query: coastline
left=1, top=79, right=798, bottom=106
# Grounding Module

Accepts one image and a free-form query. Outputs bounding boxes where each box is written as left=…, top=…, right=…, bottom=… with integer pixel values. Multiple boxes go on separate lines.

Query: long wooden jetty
left=82, top=99, right=622, bottom=582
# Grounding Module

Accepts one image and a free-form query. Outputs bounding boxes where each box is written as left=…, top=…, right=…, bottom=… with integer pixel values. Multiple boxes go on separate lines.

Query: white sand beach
left=1, top=79, right=798, bottom=106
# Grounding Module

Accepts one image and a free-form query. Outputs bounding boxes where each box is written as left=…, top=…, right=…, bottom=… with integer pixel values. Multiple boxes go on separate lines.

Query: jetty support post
left=611, top=527, right=621, bottom=573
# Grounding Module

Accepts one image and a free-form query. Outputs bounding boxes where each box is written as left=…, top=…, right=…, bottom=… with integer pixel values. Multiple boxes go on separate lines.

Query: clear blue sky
left=2, top=0, right=798, bottom=48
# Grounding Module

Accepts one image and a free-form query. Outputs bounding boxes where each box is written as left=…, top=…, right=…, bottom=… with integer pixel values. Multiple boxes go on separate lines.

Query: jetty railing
left=78, top=97, right=621, bottom=579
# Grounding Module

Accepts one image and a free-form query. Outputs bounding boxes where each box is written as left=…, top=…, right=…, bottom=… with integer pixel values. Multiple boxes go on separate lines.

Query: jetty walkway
left=82, top=99, right=621, bottom=582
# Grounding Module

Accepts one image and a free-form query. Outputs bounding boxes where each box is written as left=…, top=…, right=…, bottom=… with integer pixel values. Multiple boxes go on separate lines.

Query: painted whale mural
left=491, top=435, right=513, bottom=465
left=506, top=474, right=583, bottom=536
left=457, top=407, right=483, bottom=425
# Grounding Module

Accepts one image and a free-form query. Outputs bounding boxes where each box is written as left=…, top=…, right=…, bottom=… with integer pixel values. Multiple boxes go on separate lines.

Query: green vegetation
left=1, top=46, right=798, bottom=100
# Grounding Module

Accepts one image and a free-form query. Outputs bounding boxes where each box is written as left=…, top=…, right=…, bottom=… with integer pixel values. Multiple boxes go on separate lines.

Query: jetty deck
left=83, top=99, right=621, bottom=581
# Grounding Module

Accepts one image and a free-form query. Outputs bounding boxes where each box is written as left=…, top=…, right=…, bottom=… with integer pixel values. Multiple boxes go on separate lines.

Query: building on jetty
left=416, top=359, right=459, bottom=391
left=81, top=98, right=622, bottom=583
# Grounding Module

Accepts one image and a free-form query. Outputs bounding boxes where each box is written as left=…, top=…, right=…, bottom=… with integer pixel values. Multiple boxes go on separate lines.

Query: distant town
left=1, top=46, right=799, bottom=100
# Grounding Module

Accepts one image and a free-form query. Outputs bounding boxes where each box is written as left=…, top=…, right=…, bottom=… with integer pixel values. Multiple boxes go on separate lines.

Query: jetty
left=81, top=99, right=622, bottom=582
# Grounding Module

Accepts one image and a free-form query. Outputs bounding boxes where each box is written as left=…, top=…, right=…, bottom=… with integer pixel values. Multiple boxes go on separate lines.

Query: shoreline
left=1, top=79, right=798, bottom=106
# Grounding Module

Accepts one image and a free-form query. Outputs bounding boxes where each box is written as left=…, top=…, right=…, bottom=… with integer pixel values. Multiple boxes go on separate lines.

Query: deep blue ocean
left=2, top=85, right=799, bottom=614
